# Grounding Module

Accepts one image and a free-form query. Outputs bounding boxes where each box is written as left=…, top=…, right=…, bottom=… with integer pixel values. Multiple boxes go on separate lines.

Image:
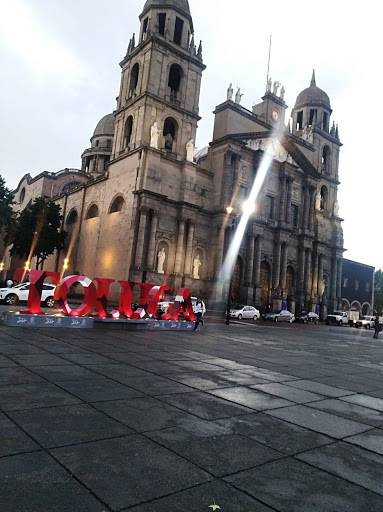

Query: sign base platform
left=94, top=318, right=198, bottom=331
left=0, top=313, right=94, bottom=329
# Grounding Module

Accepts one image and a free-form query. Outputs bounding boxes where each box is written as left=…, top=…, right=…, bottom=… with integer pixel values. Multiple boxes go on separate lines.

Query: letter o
left=54, top=275, right=97, bottom=317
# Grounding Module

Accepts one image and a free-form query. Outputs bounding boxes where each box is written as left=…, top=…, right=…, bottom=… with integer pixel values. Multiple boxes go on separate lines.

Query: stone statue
left=315, top=193, right=321, bottom=210
left=273, top=81, right=280, bottom=95
left=186, top=139, right=195, bottom=162
left=150, top=122, right=160, bottom=149
left=157, top=248, right=166, bottom=274
left=227, top=83, right=233, bottom=101
left=334, top=200, right=340, bottom=216
left=267, top=78, right=272, bottom=93
left=280, top=85, right=285, bottom=100
left=235, top=88, right=243, bottom=104
left=193, top=254, right=202, bottom=279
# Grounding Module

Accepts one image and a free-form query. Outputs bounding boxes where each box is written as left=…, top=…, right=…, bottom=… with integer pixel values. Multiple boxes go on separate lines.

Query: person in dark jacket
left=373, top=316, right=381, bottom=339
left=193, top=298, right=206, bottom=331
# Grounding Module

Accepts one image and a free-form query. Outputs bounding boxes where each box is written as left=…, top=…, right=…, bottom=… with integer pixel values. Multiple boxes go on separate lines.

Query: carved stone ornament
left=246, top=138, right=296, bottom=165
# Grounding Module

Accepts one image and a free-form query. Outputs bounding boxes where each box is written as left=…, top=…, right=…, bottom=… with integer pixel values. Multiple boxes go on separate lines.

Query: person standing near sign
left=193, top=298, right=206, bottom=331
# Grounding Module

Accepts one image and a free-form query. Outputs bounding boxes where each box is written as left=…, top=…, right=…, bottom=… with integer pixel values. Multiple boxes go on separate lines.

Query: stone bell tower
left=112, top=0, right=206, bottom=159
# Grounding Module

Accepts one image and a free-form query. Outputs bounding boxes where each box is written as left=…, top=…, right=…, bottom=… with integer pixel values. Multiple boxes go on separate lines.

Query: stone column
left=297, top=247, right=305, bottom=293
left=146, top=212, right=159, bottom=270
left=254, top=236, right=262, bottom=287
left=279, top=174, right=287, bottom=223
left=302, top=187, right=310, bottom=229
left=285, top=177, right=294, bottom=224
left=174, top=220, right=186, bottom=274
left=183, top=222, right=195, bottom=276
left=304, top=248, right=312, bottom=294
left=337, top=258, right=343, bottom=300
left=331, top=256, right=337, bottom=300
left=245, top=235, right=255, bottom=284
left=318, top=254, right=324, bottom=297
left=308, top=187, right=315, bottom=231
left=311, top=251, right=319, bottom=297
left=134, top=208, right=148, bottom=268
left=272, top=241, right=282, bottom=289
left=215, top=226, right=225, bottom=279
left=280, top=243, right=288, bottom=292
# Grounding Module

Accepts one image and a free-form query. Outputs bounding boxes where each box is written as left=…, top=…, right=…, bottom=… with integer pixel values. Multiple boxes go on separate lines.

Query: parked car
left=229, top=305, right=260, bottom=320
left=0, top=283, right=56, bottom=307
left=325, top=311, right=349, bottom=326
left=355, top=315, right=375, bottom=329
left=295, top=312, right=319, bottom=324
left=262, top=310, right=295, bottom=323
left=157, top=296, right=198, bottom=315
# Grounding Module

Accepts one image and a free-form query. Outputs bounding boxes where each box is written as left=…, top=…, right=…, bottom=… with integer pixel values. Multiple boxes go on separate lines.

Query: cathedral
left=5, top=0, right=347, bottom=317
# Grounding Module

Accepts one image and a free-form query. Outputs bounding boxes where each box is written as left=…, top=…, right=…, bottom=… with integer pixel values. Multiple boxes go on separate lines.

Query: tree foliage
left=0, top=175, right=15, bottom=232
left=374, top=269, right=383, bottom=315
left=10, top=198, right=67, bottom=269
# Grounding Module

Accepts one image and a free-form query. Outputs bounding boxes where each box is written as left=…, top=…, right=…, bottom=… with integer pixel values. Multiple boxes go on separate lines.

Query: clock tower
left=252, top=82, right=288, bottom=130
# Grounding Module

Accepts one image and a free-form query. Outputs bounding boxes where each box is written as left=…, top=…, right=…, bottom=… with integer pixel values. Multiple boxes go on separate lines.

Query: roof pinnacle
left=310, top=69, right=316, bottom=87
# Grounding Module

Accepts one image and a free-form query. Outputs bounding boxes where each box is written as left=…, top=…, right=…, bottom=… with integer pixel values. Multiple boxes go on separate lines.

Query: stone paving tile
left=124, top=359, right=188, bottom=375
left=83, top=362, right=152, bottom=380
left=266, top=405, right=372, bottom=439
left=345, top=428, right=383, bottom=455
left=8, top=404, right=133, bottom=448
left=0, top=344, right=48, bottom=355
left=0, top=412, right=40, bottom=457
left=215, top=413, right=333, bottom=455
left=341, top=394, right=383, bottom=412
left=159, top=391, right=255, bottom=420
left=363, top=388, right=383, bottom=399
left=6, top=353, right=72, bottom=366
left=212, top=370, right=270, bottom=386
left=296, top=441, right=383, bottom=496
left=166, top=371, right=235, bottom=390
left=0, top=366, right=45, bottom=386
left=56, top=378, right=144, bottom=402
left=59, top=352, right=118, bottom=365
left=114, top=374, right=196, bottom=396
left=51, top=435, right=211, bottom=510
left=0, top=451, right=108, bottom=511
left=29, top=364, right=104, bottom=382
left=208, top=386, right=293, bottom=411
left=147, top=425, right=284, bottom=477
left=225, top=458, right=383, bottom=511
left=307, top=398, right=383, bottom=427
left=310, top=375, right=382, bottom=394
left=283, top=379, right=354, bottom=397
left=101, top=351, right=158, bottom=363
left=238, top=368, right=299, bottom=381
left=0, top=382, right=82, bottom=411
left=0, top=354, right=17, bottom=367
left=164, top=359, right=229, bottom=372
left=127, top=480, right=276, bottom=512
left=250, top=382, right=324, bottom=404
left=94, top=396, right=223, bottom=432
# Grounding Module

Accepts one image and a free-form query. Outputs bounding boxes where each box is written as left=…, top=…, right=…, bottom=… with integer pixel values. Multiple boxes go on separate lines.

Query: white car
left=0, top=283, right=56, bottom=307
left=229, top=305, right=260, bottom=320
left=157, top=296, right=198, bottom=314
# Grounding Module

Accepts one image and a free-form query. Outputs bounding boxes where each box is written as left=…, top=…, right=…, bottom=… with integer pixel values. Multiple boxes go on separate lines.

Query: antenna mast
left=266, top=34, right=272, bottom=92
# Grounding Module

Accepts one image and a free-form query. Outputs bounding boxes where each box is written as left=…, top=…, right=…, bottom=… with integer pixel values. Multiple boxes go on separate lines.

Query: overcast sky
left=0, top=0, right=381, bottom=269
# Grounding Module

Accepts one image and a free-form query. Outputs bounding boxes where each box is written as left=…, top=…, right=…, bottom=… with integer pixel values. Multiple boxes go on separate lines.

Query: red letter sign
left=20, top=270, right=61, bottom=315
left=163, top=288, right=195, bottom=321
left=92, top=278, right=119, bottom=319
left=54, top=275, right=97, bottom=317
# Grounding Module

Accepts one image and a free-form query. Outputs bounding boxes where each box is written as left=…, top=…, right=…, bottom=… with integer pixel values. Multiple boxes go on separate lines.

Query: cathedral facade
left=6, top=0, right=346, bottom=317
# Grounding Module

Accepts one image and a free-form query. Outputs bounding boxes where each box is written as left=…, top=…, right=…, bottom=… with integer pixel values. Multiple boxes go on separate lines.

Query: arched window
left=320, top=185, right=328, bottom=211
left=129, top=63, right=139, bottom=98
left=163, top=117, right=178, bottom=151
left=322, top=145, right=331, bottom=172
left=66, top=209, right=78, bottom=225
left=19, top=188, right=25, bottom=204
left=86, top=204, right=99, bottom=219
left=109, top=196, right=125, bottom=213
left=168, top=64, right=183, bottom=100
left=124, top=116, right=133, bottom=148
left=61, top=181, right=81, bottom=195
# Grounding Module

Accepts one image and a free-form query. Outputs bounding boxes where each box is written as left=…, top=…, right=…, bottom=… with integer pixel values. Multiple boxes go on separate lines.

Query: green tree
left=374, top=269, right=383, bottom=315
left=0, top=175, right=15, bottom=232
left=10, top=198, right=67, bottom=269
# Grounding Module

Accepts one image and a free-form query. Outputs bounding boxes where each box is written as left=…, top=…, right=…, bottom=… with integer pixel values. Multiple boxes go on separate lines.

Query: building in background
left=2, top=0, right=349, bottom=318
left=341, top=259, right=375, bottom=315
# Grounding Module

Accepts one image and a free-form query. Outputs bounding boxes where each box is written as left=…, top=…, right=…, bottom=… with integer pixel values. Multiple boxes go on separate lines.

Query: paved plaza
left=1, top=320, right=383, bottom=511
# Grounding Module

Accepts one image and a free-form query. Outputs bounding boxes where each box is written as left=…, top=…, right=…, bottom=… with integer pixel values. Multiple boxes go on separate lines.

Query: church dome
left=294, top=71, right=331, bottom=110
left=142, top=0, right=191, bottom=16
left=93, top=113, right=115, bottom=137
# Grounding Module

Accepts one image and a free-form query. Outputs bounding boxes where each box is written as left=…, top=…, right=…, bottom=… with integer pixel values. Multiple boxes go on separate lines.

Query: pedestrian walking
left=193, top=298, right=206, bottom=331
left=373, top=316, right=381, bottom=339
